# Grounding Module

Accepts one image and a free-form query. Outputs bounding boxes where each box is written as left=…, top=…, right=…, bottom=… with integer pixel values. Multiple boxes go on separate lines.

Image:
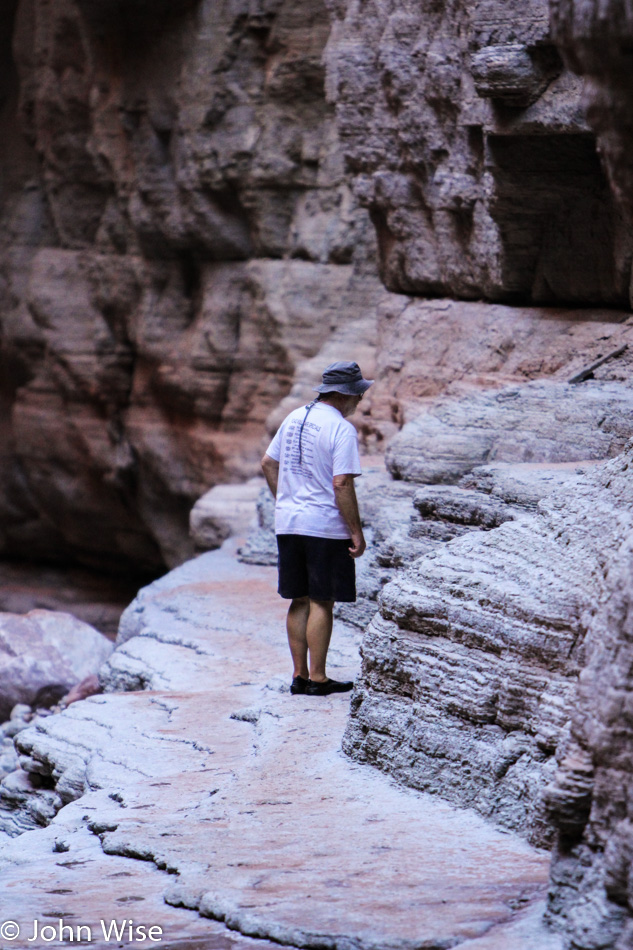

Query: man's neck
left=318, top=394, right=347, bottom=414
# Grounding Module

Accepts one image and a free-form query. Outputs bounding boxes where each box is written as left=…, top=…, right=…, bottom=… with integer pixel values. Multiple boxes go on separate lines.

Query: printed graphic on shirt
left=285, top=409, right=322, bottom=478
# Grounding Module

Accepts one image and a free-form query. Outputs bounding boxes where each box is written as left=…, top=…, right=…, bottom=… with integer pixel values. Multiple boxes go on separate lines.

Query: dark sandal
left=306, top=678, right=354, bottom=696
left=290, top=675, right=309, bottom=694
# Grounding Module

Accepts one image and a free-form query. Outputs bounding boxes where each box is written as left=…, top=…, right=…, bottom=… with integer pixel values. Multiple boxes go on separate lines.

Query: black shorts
left=277, top=534, right=356, bottom=603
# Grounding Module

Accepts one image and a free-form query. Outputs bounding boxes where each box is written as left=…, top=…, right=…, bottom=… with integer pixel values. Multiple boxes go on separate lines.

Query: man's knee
left=309, top=598, right=334, bottom=611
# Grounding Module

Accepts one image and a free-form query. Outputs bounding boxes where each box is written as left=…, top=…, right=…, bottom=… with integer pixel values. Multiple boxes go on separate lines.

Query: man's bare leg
left=306, top=598, right=334, bottom=683
left=286, top=597, right=310, bottom=679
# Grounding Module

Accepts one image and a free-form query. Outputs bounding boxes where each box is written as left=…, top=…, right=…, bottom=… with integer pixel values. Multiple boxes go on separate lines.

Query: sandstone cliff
left=0, top=0, right=380, bottom=572
left=324, top=0, right=633, bottom=304
left=3, top=0, right=633, bottom=577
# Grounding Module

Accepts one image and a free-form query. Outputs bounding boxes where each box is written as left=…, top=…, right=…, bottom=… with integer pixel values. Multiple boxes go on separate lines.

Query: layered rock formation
left=544, top=461, right=633, bottom=948
left=323, top=373, right=633, bottom=845
left=238, top=363, right=633, bottom=862
left=340, top=379, right=633, bottom=946
left=0, top=0, right=381, bottom=572
left=323, top=0, right=633, bottom=304
left=345, top=461, right=582, bottom=847
left=386, top=377, right=633, bottom=482
left=3, top=0, right=633, bottom=576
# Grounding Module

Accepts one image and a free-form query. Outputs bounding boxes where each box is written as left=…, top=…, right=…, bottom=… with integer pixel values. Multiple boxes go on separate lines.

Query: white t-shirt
left=266, top=401, right=362, bottom=538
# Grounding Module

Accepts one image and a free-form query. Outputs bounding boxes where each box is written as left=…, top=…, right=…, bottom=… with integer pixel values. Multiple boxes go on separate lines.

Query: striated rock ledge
left=343, top=462, right=585, bottom=847
left=386, top=378, right=633, bottom=483
left=341, top=366, right=633, bottom=852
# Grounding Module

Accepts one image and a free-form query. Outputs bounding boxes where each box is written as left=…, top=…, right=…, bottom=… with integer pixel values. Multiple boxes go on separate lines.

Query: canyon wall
left=0, top=0, right=381, bottom=572
left=323, top=0, right=632, bottom=305
left=2, top=0, right=633, bottom=575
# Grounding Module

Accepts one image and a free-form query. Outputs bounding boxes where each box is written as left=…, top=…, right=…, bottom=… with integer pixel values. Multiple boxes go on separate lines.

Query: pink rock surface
left=0, top=545, right=561, bottom=950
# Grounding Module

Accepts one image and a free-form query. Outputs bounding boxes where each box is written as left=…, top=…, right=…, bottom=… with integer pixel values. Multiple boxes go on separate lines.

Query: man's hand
left=348, top=531, right=366, bottom=559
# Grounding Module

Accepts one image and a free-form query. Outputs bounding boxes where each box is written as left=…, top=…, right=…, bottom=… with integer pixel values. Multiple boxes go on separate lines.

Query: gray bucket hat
left=313, top=361, right=374, bottom=395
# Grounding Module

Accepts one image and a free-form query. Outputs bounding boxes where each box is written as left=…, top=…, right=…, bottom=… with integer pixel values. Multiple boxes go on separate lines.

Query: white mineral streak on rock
left=0, top=610, right=112, bottom=720
left=0, top=545, right=561, bottom=950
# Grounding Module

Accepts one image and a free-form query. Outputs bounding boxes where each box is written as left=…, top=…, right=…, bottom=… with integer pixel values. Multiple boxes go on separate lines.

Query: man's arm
left=333, top=474, right=366, bottom=558
left=261, top=454, right=280, bottom=498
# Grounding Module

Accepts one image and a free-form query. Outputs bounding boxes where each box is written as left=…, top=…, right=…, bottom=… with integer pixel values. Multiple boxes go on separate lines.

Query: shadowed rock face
left=0, top=0, right=377, bottom=571
left=551, top=0, right=633, bottom=229
left=324, top=0, right=633, bottom=304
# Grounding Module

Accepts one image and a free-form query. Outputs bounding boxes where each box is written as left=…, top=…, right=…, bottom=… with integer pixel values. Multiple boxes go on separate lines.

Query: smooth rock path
left=0, top=543, right=562, bottom=949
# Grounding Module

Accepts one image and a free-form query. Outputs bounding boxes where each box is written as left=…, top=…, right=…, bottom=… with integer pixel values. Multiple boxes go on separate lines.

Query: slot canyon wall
left=0, top=0, right=383, bottom=573
left=2, top=0, right=633, bottom=575
left=3, top=0, right=633, bottom=947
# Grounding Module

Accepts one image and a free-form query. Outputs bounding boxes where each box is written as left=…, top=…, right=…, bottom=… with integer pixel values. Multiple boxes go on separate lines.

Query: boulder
left=190, top=478, right=264, bottom=550
left=0, top=610, right=112, bottom=721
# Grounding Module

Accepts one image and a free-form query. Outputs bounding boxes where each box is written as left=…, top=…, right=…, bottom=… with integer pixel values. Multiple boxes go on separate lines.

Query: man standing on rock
left=261, top=361, right=372, bottom=697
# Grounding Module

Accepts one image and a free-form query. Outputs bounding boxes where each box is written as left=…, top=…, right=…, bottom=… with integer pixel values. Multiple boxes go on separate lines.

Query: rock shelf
left=0, top=543, right=560, bottom=949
